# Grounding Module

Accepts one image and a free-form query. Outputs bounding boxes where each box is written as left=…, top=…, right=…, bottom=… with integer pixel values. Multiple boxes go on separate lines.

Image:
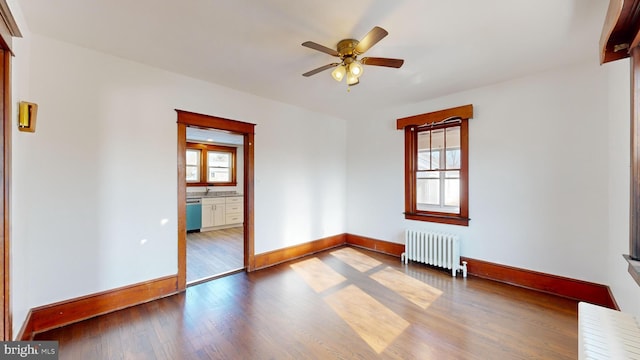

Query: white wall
left=346, top=60, right=616, bottom=287
left=10, top=34, right=346, bottom=336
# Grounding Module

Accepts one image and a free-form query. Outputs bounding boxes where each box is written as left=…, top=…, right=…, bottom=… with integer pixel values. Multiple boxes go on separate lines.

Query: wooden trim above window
left=397, top=104, right=473, bottom=129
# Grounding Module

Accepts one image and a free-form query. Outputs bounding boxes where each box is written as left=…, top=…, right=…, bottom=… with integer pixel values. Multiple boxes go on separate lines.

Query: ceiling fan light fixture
left=331, top=64, right=346, bottom=82
left=301, top=26, right=403, bottom=88
left=346, top=72, right=359, bottom=86
left=349, top=60, right=363, bottom=78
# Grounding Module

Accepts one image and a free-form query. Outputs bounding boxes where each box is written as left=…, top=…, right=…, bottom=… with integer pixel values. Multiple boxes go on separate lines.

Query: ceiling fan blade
left=354, top=26, right=388, bottom=55
left=302, top=63, right=339, bottom=77
left=302, top=41, right=339, bottom=57
left=360, top=57, right=404, bottom=68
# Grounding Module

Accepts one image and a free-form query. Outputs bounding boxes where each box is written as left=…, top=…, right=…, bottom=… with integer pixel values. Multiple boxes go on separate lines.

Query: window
left=186, top=142, right=237, bottom=186
left=207, top=150, right=232, bottom=182
left=186, top=149, right=201, bottom=183
left=417, top=125, right=461, bottom=213
left=397, top=105, right=473, bottom=226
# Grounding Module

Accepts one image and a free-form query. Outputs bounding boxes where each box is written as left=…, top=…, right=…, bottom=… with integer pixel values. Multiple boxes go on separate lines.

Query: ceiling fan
left=301, top=26, right=404, bottom=87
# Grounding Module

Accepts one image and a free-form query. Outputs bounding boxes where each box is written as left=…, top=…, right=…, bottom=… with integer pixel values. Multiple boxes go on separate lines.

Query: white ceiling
left=186, top=127, right=243, bottom=145
left=18, top=0, right=608, bottom=120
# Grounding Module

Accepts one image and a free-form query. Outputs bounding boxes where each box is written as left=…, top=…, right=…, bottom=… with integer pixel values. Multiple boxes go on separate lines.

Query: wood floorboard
left=187, top=227, right=243, bottom=283
left=35, top=246, right=578, bottom=359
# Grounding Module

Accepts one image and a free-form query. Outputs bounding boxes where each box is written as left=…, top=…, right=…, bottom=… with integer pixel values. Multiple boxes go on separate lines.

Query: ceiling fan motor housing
left=337, top=39, right=359, bottom=58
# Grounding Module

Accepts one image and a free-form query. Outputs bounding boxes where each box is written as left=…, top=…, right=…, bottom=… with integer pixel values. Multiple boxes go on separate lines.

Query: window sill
left=623, top=254, right=640, bottom=287
left=404, top=212, right=469, bottom=226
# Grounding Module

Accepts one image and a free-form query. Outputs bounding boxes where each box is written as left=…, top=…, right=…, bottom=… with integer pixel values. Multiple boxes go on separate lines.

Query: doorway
left=185, top=127, right=244, bottom=284
left=176, top=110, right=255, bottom=291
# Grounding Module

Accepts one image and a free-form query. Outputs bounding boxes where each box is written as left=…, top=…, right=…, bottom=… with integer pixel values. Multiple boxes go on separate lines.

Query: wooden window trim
left=398, top=105, right=473, bottom=226
left=186, top=142, right=237, bottom=186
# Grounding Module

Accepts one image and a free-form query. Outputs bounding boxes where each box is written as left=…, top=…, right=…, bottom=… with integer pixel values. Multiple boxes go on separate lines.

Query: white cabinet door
left=202, top=198, right=225, bottom=228
left=213, top=203, right=226, bottom=226
left=201, top=203, right=214, bottom=228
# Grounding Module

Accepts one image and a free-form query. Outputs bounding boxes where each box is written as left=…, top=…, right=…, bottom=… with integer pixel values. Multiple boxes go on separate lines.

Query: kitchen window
left=186, top=142, right=237, bottom=186
left=186, top=149, right=201, bottom=182
left=207, top=150, right=232, bottom=183
left=397, top=104, right=473, bottom=226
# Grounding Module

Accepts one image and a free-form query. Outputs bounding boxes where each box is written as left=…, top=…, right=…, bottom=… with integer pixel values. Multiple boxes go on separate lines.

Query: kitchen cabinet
left=225, top=196, right=244, bottom=225
left=201, top=195, right=244, bottom=230
left=202, top=198, right=225, bottom=228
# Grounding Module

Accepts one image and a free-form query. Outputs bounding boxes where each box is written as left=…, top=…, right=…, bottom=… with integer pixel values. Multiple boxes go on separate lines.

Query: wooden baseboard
left=15, top=233, right=619, bottom=340
left=461, top=257, right=619, bottom=310
left=346, top=233, right=404, bottom=257
left=253, top=234, right=346, bottom=270
left=344, top=234, right=619, bottom=310
left=15, top=310, right=31, bottom=341
left=19, top=275, right=179, bottom=340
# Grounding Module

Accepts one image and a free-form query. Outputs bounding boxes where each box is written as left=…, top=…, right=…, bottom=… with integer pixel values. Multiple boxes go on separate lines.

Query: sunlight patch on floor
left=290, top=257, right=347, bottom=293
left=324, top=284, right=410, bottom=354
left=330, top=247, right=382, bottom=272
left=370, top=267, right=443, bottom=309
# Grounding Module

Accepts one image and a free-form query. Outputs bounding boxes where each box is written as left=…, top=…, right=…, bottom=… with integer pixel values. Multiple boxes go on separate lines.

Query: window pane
left=208, top=151, right=230, bottom=167
left=445, top=126, right=460, bottom=148
left=208, top=168, right=230, bottom=182
left=417, top=132, right=430, bottom=170
left=431, top=150, right=441, bottom=170
left=431, top=130, right=445, bottom=169
left=416, top=179, right=440, bottom=208
left=186, top=149, right=200, bottom=166
left=186, top=165, right=199, bottom=182
left=446, top=149, right=461, bottom=169
left=417, top=131, right=430, bottom=148
left=417, top=171, right=440, bottom=208
left=445, top=126, right=461, bottom=169
left=444, top=170, right=460, bottom=209
left=418, top=151, right=430, bottom=170
left=444, top=180, right=459, bottom=207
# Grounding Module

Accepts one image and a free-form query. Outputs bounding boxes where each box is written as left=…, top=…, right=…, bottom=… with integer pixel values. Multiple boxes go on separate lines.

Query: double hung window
left=398, top=105, right=472, bottom=226
left=186, top=142, right=237, bottom=186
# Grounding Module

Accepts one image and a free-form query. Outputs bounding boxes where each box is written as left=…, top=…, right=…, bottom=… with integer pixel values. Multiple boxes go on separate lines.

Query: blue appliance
left=186, top=198, right=202, bottom=232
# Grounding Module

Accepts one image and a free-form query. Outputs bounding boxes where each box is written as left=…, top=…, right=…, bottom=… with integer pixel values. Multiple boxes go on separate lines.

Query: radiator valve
left=461, top=261, right=468, bottom=278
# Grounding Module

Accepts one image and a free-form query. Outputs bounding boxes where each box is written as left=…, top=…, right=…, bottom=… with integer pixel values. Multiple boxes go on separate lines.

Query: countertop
left=187, top=191, right=243, bottom=199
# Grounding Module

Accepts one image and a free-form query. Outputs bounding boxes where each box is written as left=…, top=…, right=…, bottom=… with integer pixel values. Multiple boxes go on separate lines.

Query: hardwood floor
left=186, top=227, right=243, bottom=283
left=35, top=246, right=578, bottom=359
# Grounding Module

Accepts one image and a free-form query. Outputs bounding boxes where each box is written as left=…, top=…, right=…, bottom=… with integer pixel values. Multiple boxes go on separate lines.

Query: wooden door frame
left=0, top=46, right=9, bottom=341
left=0, top=0, right=22, bottom=340
left=176, top=110, right=255, bottom=291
